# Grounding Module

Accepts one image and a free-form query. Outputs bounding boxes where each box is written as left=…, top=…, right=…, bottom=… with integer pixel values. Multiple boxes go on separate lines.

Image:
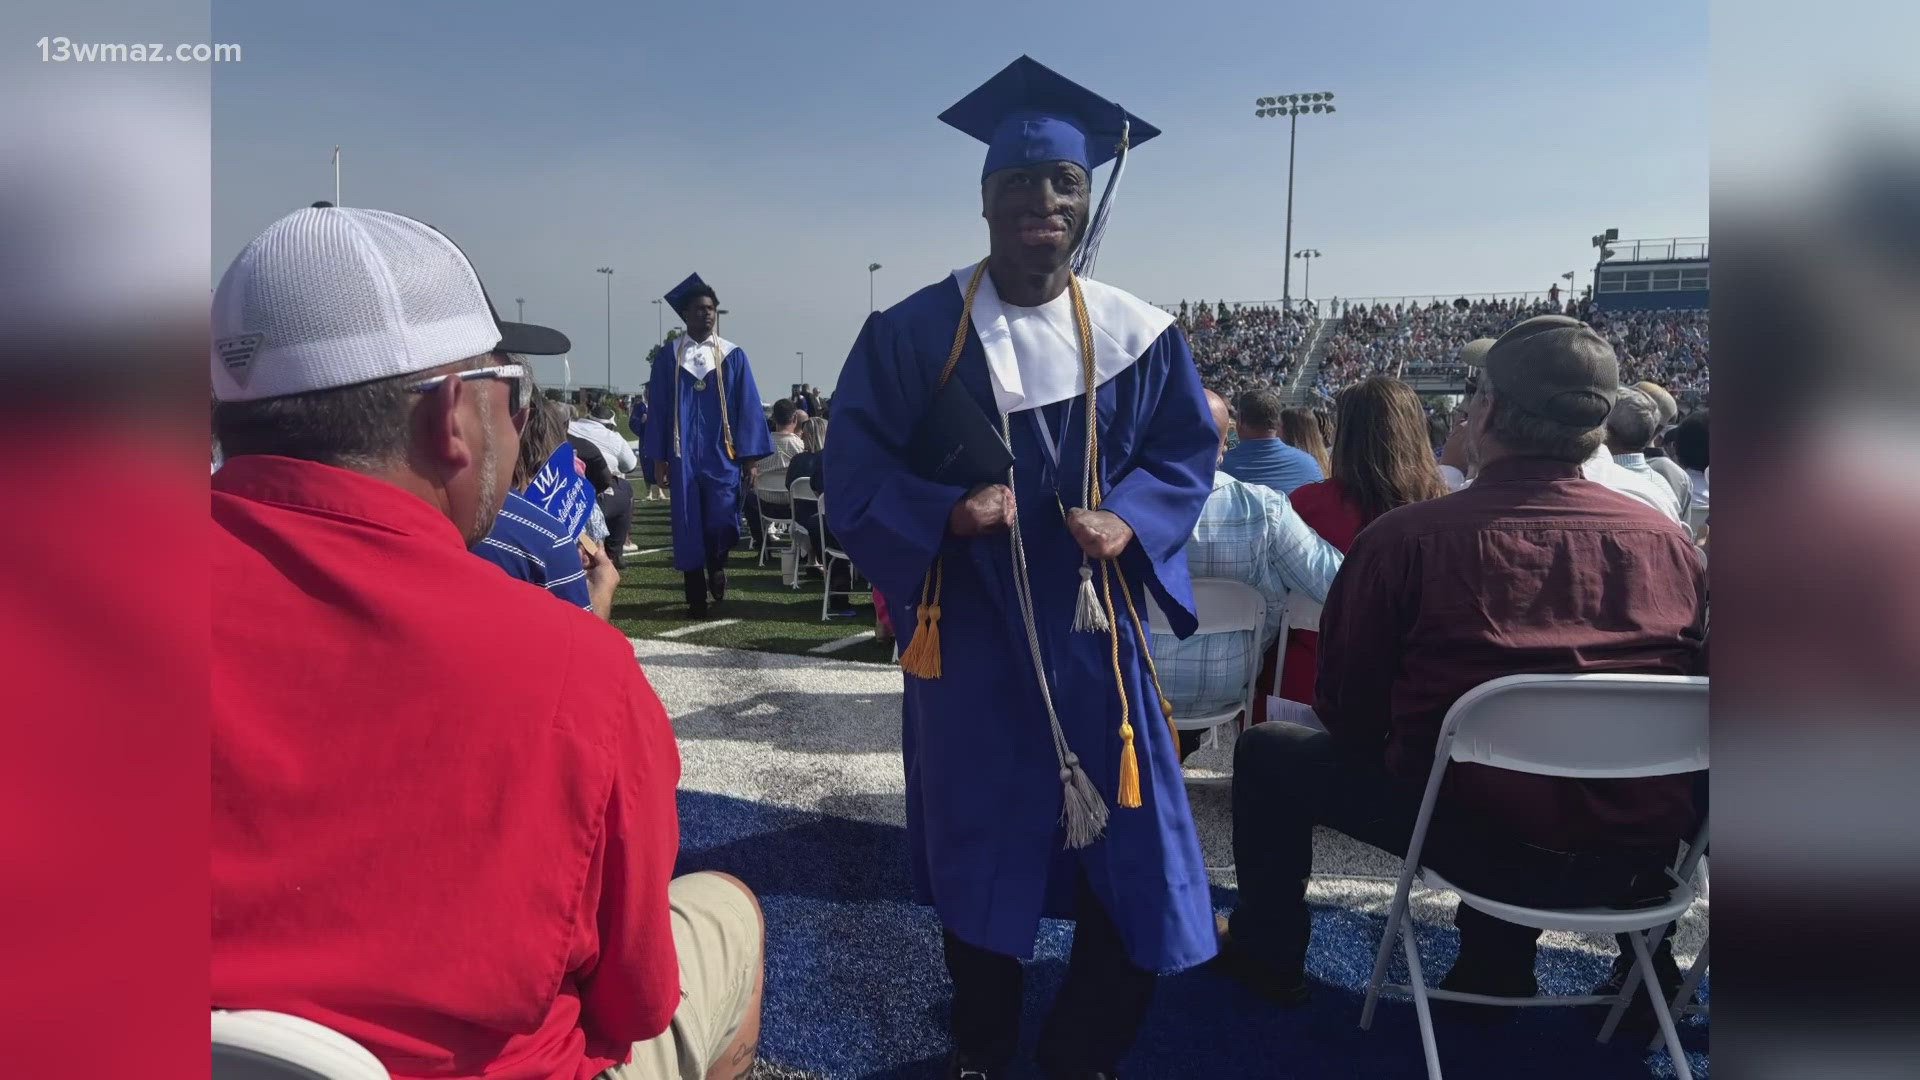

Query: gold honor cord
left=672, top=337, right=738, bottom=463
left=899, top=260, right=1177, bottom=827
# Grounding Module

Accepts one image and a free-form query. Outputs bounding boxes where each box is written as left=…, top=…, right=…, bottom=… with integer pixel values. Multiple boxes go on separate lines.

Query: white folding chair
left=212, top=1010, right=389, bottom=1080
left=753, top=469, right=795, bottom=567
left=1358, top=673, right=1709, bottom=1080
left=817, top=493, right=872, bottom=620
left=787, top=476, right=820, bottom=578
left=1146, top=578, right=1267, bottom=756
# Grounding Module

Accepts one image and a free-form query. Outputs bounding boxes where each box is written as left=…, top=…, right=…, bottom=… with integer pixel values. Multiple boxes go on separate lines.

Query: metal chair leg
left=1650, top=936, right=1709, bottom=1050
left=1360, top=885, right=1412, bottom=1030
left=1400, top=920, right=1444, bottom=1079
left=1630, top=931, right=1693, bottom=1080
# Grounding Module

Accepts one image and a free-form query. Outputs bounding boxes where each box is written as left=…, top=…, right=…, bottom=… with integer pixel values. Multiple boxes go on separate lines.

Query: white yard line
left=657, top=618, right=741, bottom=639
left=808, top=630, right=876, bottom=654
left=629, top=547, right=664, bottom=556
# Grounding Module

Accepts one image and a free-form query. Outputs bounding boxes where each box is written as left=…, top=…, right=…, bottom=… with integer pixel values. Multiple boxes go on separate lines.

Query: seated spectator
left=1218, top=315, right=1706, bottom=1009
left=1221, top=388, right=1325, bottom=494
left=1633, top=381, right=1692, bottom=516
left=572, top=404, right=639, bottom=568
left=1668, top=410, right=1709, bottom=521
left=1284, top=377, right=1449, bottom=701
left=474, top=386, right=619, bottom=618
left=1442, top=341, right=1683, bottom=522
left=1279, top=407, right=1331, bottom=477
left=210, top=206, right=763, bottom=1080
left=1606, top=387, right=1690, bottom=523
left=744, top=398, right=804, bottom=551
left=1149, top=390, right=1342, bottom=758
left=786, top=416, right=829, bottom=555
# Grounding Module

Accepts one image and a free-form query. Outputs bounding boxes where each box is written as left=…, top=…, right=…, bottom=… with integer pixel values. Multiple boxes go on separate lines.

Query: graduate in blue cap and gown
left=824, top=57, right=1217, bottom=1079
left=644, top=274, right=771, bottom=615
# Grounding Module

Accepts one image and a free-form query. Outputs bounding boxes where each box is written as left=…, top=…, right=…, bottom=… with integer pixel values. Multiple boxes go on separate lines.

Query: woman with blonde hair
left=1279, top=406, right=1331, bottom=477
left=1281, top=377, right=1448, bottom=699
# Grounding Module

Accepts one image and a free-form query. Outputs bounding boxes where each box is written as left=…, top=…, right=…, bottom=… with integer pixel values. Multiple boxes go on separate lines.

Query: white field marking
left=630, top=547, right=665, bottom=556
left=657, top=618, right=741, bottom=639
left=808, top=630, right=876, bottom=654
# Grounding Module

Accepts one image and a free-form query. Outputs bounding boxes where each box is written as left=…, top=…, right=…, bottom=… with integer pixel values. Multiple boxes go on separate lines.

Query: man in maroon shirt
left=211, top=206, right=763, bottom=1080
left=1218, top=315, right=1706, bottom=1007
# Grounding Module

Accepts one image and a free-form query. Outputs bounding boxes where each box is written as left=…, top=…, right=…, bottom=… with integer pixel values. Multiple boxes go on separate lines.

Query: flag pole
left=333, top=146, right=341, bottom=206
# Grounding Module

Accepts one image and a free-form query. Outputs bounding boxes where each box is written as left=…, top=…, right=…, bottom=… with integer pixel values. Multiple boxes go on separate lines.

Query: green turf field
left=608, top=498, right=897, bottom=665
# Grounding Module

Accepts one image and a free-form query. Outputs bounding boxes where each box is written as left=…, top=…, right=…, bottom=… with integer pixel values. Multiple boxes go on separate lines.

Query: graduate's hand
left=949, top=484, right=1015, bottom=537
left=1066, top=508, right=1133, bottom=561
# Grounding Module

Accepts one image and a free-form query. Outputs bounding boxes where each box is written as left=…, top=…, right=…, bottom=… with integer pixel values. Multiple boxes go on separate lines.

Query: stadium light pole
left=596, top=267, right=614, bottom=393
left=515, top=297, right=525, bottom=323
left=868, top=262, right=882, bottom=312
left=796, top=351, right=805, bottom=387
left=1254, top=92, right=1336, bottom=312
left=1293, top=249, right=1322, bottom=306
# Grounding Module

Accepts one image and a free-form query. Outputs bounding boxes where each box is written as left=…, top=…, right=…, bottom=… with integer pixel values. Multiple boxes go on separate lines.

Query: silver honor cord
left=1001, top=409, right=1109, bottom=848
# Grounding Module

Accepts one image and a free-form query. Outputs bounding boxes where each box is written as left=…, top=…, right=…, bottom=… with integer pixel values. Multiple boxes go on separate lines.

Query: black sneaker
left=1433, top=957, right=1538, bottom=1023
left=1210, top=914, right=1310, bottom=1006
left=945, top=1053, right=999, bottom=1080
left=1592, top=938, right=1685, bottom=1037
left=707, top=567, right=728, bottom=603
left=683, top=571, right=708, bottom=618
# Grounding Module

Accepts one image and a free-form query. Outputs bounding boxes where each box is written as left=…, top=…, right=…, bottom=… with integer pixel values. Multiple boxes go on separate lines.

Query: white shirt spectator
left=569, top=417, right=637, bottom=475
left=1439, top=447, right=1682, bottom=524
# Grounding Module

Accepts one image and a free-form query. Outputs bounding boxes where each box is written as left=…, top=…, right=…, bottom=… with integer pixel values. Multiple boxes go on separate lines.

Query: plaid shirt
left=1150, top=470, right=1344, bottom=716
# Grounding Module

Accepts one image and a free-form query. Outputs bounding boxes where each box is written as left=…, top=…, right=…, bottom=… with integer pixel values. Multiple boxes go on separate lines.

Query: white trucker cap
left=211, top=205, right=567, bottom=402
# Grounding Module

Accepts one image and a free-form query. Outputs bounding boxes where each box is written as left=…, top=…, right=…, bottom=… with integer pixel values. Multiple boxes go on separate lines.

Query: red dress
left=1279, top=479, right=1367, bottom=702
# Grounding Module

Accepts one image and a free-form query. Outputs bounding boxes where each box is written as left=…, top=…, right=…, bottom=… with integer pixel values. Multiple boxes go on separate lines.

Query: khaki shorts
left=600, top=872, right=762, bottom=1080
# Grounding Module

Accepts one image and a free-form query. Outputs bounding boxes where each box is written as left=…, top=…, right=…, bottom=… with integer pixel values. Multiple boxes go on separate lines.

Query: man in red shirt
left=211, top=206, right=763, bottom=1080
left=1219, top=315, right=1706, bottom=1008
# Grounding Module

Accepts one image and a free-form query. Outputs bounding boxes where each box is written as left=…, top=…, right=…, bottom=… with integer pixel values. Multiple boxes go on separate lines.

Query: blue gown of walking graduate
left=825, top=268, right=1219, bottom=974
left=643, top=334, right=772, bottom=572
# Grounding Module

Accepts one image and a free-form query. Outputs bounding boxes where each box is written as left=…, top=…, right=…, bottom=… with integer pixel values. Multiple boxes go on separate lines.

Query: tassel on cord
left=1116, top=723, right=1141, bottom=809
left=897, top=560, right=943, bottom=679
left=1059, top=751, right=1110, bottom=849
left=1072, top=561, right=1110, bottom=632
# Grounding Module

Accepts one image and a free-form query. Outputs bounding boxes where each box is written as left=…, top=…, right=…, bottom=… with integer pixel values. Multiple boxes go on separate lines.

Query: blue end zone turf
left=675, top=789, right=1708, bottom=1078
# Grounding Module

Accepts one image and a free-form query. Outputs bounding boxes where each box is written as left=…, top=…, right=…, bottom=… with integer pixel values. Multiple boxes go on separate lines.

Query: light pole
left=651, top=297, right=663, bottom=347
left=796, top=351, right=805, bottom=389
left=1254, top=91, right=1336, bottom=312
left=1293, top=249, right=1322, bottom=307
left=595, top=267, right=614, bottom=393
left=515, top=297, right=525, bottom=323
left=868, top=262, right=882, bottom=312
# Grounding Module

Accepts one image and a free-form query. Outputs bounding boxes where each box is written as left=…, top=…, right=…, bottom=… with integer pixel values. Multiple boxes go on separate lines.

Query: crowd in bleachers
left=1587, top=307, right=1710, bottom=402
left=1176, top=300, right=1315, bottom=400
left=1313, top=297, right=1567, bottom=398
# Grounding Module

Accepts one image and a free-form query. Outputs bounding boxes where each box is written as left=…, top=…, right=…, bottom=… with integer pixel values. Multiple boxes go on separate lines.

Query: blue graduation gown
left=642, top=337, right=772, bottom=571
left=824, top=276, right=1219, bottom=973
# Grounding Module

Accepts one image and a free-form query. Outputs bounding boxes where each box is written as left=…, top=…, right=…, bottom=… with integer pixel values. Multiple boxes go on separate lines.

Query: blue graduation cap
left=664, top=273, right=716, bottom=315
left=940, top=56, right=1160, bottom=275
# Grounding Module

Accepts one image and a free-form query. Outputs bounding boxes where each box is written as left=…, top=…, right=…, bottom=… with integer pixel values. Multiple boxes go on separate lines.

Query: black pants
left=741, top=488, right=764, bottom=549
left=1227, top=722, right=1677, bottom=979
left=598, top=478, right=633, bottom=567
left=943, top=875, right=1156, bottom=1077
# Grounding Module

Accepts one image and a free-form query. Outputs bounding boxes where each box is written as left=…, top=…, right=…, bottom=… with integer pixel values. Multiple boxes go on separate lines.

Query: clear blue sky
left=214, top=0, right=1706, bottom=397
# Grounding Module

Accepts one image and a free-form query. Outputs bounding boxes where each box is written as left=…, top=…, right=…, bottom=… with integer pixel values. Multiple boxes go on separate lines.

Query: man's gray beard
left=471, top=389, right=502, bottom=541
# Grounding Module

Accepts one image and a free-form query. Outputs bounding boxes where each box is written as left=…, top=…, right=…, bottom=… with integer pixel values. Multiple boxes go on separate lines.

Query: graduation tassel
left=1059, top=750, right=1109, bottom=849
left=898, top=559, right=943, bottom=679
left=1116, top=722, right=1141, bottom=809
left=1111, top=559, right=1182, bottom=751
left=1072, top=560, right=1109, bottom=632
left=1099, top=560, right=1143, bottom=809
